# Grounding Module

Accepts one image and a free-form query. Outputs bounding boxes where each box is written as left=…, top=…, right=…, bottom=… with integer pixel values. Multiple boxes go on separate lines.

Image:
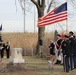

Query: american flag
left=38, top=2, right=67, bottom=27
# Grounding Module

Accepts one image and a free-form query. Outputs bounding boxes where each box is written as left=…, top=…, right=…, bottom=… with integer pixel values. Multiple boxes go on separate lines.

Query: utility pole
left=24, top=0, right=25, bottom=33
left=34, top=5, right=35, bottom=33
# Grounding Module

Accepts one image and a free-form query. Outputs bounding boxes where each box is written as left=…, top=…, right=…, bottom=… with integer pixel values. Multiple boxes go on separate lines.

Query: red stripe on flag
left=40, top=8, right=56, bottom=20
left=38, top=14, right=67, bottom=24
left=38, top=17, right=67, bottom=27
left=38, top=17, right=67, bottom=25
left=43, top=11, right=67, bottom=20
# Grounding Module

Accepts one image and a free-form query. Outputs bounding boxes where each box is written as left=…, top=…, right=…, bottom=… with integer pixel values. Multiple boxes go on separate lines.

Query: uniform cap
left=64, top=35, right=69, bottom=38
left=69, top=31, right=74, bottom=35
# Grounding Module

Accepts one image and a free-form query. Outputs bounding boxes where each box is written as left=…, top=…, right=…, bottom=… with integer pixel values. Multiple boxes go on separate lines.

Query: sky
left=0, top=0, right=76, bottom=32
left=0, top=0, right=35, bottom=32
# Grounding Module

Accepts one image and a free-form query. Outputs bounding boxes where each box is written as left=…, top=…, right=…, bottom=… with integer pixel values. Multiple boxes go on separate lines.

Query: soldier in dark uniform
left=6, top=42, right=10, bottom=58
left=0, top=35, right=3, bottom=61
left=62, top=35, right=70, bottom=72
left=55, top=34, right=62, bottom=64
left=49, top=40, right=55, bottom=56
left=1, top=43, right=5, bottom=58
left=73, top=36, right=76, bottom=69
left=69, top=31, right=74, bottom=70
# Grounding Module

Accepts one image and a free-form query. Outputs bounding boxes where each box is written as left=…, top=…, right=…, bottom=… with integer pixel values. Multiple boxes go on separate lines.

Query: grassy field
left=1, top=32, right=54, bottom=55
left=0, top=56, right=76, bottom=75
left=1, top=32, right=76, bottom=75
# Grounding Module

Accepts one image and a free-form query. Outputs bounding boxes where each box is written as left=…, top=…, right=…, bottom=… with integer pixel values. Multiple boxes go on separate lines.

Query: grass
left=0, top=56, right=76, bottom=75
left=2, top=32, right=54, bottom=55
left=1, top=32, right=76, bottom=75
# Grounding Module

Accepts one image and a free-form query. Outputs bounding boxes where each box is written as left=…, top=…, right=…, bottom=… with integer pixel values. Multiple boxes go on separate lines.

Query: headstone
left=9, top=48, right=25, bottom=63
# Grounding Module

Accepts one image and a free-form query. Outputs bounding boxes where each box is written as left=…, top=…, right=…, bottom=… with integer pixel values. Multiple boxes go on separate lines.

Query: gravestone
left=9, top=48, right=25, bottom=63
left=0, top=48, right=26, bottom=72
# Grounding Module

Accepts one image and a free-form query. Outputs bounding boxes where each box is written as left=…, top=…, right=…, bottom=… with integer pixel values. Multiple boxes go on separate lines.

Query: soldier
left=6, top=42, right=10, bottom=58
left=49, top=40, right=55, bottom=56
left=73, top=36, right=76, bottom=69
left=1, top=43, right=5, bottom=58
left=55, top=34, right=62, bottom=64
left=60, top=34, right=65, bottom=65
left=69, top=31, right=74, bottom=70
left=49, top=40, right=56, bottom=69
left=62, top=35, right=70, bottom=72
left=0, top=35, right=3, bottom=62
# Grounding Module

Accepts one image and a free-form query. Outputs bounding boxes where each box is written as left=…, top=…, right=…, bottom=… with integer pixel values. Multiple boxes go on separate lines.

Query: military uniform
left=73, top=38, right=76, bottom=69
left=1, top=43, right=5, bottom=58
left=55, top=38, right=62, bottom=64
left=62, top=39, right=70, bottom=72
left=49, top=43, right=55, bottom=55
left=0, top=36, right=3, bottom=61
left=6, top=42, right=10, bottom=58
left=69, top=36, right=74, bottom=70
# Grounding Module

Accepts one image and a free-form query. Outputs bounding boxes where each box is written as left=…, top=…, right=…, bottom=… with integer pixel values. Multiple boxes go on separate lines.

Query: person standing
left=60, top=34, right=65, bottom=65
left=1, top=43, right=5, bottom=58
left=55, top=34, right=62, bottom=64
left=0, top=35, right=3, bottom=62
left=6, top=42, right=10, bottom=58
left=49, top=40, right=55, bottom=56
left=69, top=31, right=74, bottom=70
left=62, top=35, right=70, bottom=72
left=73, top=36, right=76, bottom=69
left=49, top=40, right=55, bottom=69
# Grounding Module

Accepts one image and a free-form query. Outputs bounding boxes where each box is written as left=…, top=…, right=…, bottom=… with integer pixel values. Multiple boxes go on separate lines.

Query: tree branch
left=47, top=0, right=53, bottom=12
left=42, top=0, right=46, bottom=9
left=38, top=0, right=41, bottom=6
left=31, top=0, right=41, bottom=10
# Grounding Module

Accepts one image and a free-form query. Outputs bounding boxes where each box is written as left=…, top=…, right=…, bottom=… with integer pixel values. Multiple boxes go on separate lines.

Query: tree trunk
left=36, top=9, right=45, bottom=55
left=31, top=0, right=46, bottom=55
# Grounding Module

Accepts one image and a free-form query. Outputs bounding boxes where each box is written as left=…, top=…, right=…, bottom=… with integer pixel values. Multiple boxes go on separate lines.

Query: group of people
left=49, top=31, right=76, bottom=72
left=0, top=35, right=10, bottom=62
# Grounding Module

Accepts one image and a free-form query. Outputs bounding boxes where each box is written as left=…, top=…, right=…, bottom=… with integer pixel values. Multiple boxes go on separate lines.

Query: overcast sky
left=0, top=0, right=76, bottom=32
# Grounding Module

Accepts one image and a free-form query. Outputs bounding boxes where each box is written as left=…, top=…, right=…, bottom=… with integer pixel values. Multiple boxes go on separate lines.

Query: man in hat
left=62, top=35, right=70, bottom=72
left=69, top=31, right=74, bottom=70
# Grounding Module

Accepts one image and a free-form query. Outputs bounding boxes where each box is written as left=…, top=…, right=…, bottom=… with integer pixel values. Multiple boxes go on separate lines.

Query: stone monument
left=10, top=48, right=25, bottom=63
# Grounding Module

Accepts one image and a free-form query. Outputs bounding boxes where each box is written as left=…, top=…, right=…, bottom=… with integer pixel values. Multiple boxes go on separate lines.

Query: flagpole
left=24, top=0, right=25, bottom=33
left=66, top=1, right=68, bottom=33
left=66, top=19, right=68, bottom=33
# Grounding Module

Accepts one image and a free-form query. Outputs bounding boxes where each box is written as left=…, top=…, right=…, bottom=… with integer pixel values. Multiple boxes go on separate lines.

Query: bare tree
left=16, top=0, right=50, bottom=55
left=17, top=0, right=59, bottom=55
left=31, top=0, right=46, bottom=56
left=17, top=0, right=75, bottom=55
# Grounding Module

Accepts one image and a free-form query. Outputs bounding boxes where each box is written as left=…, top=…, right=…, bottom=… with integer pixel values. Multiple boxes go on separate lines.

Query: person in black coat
left=73, top=36, right=76, bottom=69
left=62, top=35, right=70, bottom=57
left=69, top=31, right=74, bottom=70
left=62, top=35, right=70, bottom=72
left=6, top=42, right=10, bottom=58
left=55, top=34, right=62, bottom=64
left=1, top=43, right=5, bottom=58
left=49, top=40, right=55, bottom=69
left=0, top=35, right=3, bottom=61
left=49, top=40, right=55, bottom=56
